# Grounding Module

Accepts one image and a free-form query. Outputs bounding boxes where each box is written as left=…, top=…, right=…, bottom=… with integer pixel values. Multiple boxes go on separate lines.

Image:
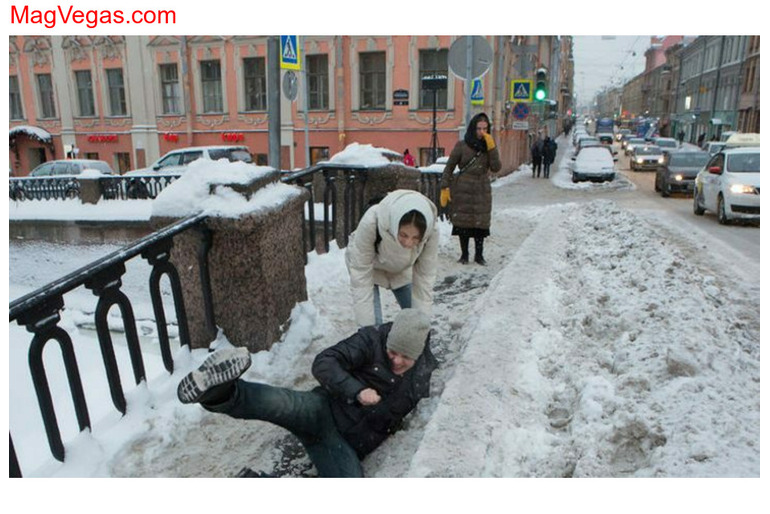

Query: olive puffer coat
left=440, top=139, right=502, bottom=230
left=311, top=323, right=438, bottom=458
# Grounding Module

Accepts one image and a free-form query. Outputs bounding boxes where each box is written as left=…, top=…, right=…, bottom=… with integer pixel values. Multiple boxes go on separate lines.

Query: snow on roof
left=151, top=158, right=302, bottom=219
left=10, top=125, right=52, bottom=142
left=322, top=142, right=400, bottom=166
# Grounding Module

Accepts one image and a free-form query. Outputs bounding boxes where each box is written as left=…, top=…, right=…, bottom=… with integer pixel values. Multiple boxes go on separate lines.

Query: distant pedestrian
left=678, top=129, right=685, bottom=146
left=697, top=133, right=706, bottom=148
left=403, top=149, right=415, bottom=167
left=542, top=136, right=557, bottom=179
left=531, top=136, right=543, bottom=178
left=346, top=189, right=439, bottom=327
left=439, top=112, right=501, bottom=265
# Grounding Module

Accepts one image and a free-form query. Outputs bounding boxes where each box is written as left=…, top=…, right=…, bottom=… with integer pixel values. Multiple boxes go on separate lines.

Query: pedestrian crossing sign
left=471, top=78, right=484, bottom=105
left=280, top=36, right=301, bottom=70
left=510, top=79, right=533, bottom=103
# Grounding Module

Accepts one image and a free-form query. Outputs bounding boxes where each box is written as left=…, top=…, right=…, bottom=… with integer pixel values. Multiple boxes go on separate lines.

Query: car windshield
left=635, top=147, right=662, bottom=155
left=656, top=139, right=677, bottom=147
left=669, top=153, right=709, bottom=167
left=629, top=139, right=645, bottom=144
left=726, top=153, right=760, bottom=173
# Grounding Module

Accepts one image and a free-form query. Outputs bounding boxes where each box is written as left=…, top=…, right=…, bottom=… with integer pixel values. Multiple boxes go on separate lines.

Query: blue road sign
left=471, top=78, right=484, bottom=105
left=512, top=102, right=530, bottom=120
left=511, top=79, right=533, bottom=102
left=280, top=36, right=301, bottom=70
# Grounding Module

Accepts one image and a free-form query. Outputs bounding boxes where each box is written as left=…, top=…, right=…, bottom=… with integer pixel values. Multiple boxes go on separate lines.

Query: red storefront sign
left=163, top=133, right=180, bottom=143
left=87, top=134, right=118, bottom=143
left=221, top=132, right=245, bottom=142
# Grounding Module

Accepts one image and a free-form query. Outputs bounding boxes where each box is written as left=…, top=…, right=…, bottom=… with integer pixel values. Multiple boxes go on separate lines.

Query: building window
left=420, top=147, right=444, bottom=166
left=255, top=153, right=268, bottom=165
left=160, top=63, right=181, bottom=114
left=75, top=70, right=96, bottom=116
left=243, top=57, right=267, bottom=111
left=309, top=146, right=330, bottom=165
left=84, top=152, right=99, bottom=160
left=359, top=52, right=386, bottom=110
left=307, top=54, right=329, bottom=110
left=10, top=76, right=24, bottom=120
left=200, top=60, right=223, bottom=113
left=36, top=74, right=57, bottom=119
left=419, top=49, right=448, bottom=109
left=106, top=68, right=127, bottom=116
left=115, top=152, right=131, bottom=173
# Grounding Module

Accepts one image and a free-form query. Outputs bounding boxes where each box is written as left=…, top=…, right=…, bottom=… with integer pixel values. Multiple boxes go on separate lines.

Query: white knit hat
left=387, top=308, right=431, bottom=360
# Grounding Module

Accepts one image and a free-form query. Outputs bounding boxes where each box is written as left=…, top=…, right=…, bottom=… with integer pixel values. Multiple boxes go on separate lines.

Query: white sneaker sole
left=177, top=347, right=251, bottom=404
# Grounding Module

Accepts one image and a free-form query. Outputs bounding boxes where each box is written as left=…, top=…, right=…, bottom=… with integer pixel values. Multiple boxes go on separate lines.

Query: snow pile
left=406, top=200, right=759, bottom=477
left=10, top=124, right=53, bottom=142
left=151, top=159, right=301, bottom=218
left=323, top=142, right=399, bottom=166
left=80, top=168, right=109, bottom=178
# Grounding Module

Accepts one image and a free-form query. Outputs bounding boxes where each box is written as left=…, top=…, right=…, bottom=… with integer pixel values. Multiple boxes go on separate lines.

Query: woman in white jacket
left=346, top=189, right=439, bottom=327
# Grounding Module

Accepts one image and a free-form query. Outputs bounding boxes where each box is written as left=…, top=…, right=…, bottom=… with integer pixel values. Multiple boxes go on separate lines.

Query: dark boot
left=458, top=235, right=469, bottom=264
left=474, top=237, right=487, bottom=265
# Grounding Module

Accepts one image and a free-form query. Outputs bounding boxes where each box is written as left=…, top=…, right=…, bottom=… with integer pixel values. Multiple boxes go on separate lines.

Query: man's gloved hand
left=440, top=188, right=451, bottom=207
left=483, top=133, right=496, bottom=151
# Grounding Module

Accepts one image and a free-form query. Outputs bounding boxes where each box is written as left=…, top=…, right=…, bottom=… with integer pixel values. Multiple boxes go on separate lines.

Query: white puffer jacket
left=345, top=190, right=439, bottom=326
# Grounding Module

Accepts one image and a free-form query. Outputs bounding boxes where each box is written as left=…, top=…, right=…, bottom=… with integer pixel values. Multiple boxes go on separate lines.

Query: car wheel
left=717, top=194, right=730, bottom=225
left=661, top=180, right=670, bottom=198
left=693, top=189, right=705, bottom=215
left=65, top=188, right=79, bottom=199
left=654, top=175, right=660, bottom=192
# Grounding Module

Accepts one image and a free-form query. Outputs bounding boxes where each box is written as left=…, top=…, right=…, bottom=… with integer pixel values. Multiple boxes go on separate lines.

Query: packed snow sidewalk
left=11, top=137, right=759, bottom=477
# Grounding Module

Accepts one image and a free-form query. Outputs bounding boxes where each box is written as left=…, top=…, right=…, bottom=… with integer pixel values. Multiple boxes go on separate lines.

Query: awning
left=9, top=125, right=52, bottom=143
left=710, top=118, right=723, bottom=125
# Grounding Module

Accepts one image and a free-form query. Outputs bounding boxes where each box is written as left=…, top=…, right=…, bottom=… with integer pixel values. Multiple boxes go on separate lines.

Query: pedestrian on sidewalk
left=346, top=189, right=438, bottom=327
left=542, top=136, right=557, bottom=179
left=177, top=308, right=438, bottom=478
left=402, top=149, right=416, bottom=167
left=439, top=112, right=502, bottom=265
left=531, top=135, right=543, bottom=178
left=677, top=129, right=685, bottom=146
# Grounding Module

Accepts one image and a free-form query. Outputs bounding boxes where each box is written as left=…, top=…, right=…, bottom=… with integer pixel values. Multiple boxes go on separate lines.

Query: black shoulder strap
left=375, top=226, right=382, bottom=254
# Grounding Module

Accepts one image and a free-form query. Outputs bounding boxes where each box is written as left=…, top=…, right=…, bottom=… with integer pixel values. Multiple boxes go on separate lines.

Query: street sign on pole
left=282, top=70, right=298, bottom=101
left=280, top=35, right=301, bottom=70
left=511, top=80, right=533, bottom=103
left=512, top=102, right=529, bottom=120
left=448, top=36, right=493, bottom=80
left=471, top=78, right=484, bottom=106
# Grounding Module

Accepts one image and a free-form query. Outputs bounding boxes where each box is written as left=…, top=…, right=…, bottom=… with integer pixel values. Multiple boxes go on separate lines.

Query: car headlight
left=674, top=174, right=684, bottom=182
left=636, top=157, right=644, bottom=164
left=730, top=184, right=755, bottom=195
left=658, top=157, right=665, bottom=163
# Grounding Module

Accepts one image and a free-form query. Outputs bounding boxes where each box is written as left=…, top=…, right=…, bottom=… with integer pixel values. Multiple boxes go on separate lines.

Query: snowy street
left=8, top=134, right=760, bottom=479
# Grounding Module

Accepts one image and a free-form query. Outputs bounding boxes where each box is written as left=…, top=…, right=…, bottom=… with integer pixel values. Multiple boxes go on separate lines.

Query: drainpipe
left=709, top=36, right=726, bottom=139
left=181, top=36, right=194, bottom=146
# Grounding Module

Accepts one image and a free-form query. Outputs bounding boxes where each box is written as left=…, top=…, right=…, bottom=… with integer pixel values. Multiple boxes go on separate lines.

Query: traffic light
left=534, top=68, right=547, bottom=102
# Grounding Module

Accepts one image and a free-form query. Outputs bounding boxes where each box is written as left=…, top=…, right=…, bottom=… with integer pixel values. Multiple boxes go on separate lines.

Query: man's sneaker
left=177, top=347, right=251, bottom=404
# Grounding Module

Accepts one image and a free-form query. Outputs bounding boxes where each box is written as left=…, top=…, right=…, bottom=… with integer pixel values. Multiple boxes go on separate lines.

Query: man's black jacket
left=311, top=322, right=438, bottom=458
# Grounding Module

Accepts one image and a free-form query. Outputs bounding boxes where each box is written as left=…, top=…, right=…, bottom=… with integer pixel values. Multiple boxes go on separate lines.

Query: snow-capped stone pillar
left=150, top=160, right=309, bottom=352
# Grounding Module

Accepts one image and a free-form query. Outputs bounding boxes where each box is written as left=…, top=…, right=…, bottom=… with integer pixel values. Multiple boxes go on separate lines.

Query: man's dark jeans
left=203, top=380, right=363, bottom=477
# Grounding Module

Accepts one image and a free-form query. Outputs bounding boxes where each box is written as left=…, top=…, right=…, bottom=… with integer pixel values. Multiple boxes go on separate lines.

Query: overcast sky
left=572, top=36, right=651, bottom=109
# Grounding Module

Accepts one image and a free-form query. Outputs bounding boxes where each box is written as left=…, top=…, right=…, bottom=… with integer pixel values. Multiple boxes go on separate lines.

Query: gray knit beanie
left=386, top=308, right=431, bottom=360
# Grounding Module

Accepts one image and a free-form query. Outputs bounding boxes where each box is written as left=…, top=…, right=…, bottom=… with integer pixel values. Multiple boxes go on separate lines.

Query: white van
left=693, top=147, right=760, bottom=224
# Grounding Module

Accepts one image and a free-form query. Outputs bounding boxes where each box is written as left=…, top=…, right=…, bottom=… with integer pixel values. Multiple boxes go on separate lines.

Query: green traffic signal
left=535, top=68, right=547, bottom=102
left=534, top=86, right=547, bottom=101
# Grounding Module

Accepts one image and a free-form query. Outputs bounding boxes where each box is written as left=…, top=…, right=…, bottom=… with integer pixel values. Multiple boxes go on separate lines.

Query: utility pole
left=267, top=36, right=281, bottom=170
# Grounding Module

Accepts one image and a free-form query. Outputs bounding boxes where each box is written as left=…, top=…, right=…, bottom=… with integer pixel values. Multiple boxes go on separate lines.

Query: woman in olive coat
left=439, top=112, right=502, bottom=265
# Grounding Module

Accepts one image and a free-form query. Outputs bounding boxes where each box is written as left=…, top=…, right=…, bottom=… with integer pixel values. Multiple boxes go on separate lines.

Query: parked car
left=629, top=145, right=664, bottom=171
left=572, top=136, right=599, bottom=158
left=655, top=150, right=710, bottom=197
left=598, top=134, right=614, bottom=146
left=624, top=137, right=647, bottom=155
left=571, top=147, right=616, bottom=183
left=705, top=141, right=726, bottom=155
left=11, top=159, right=115, bottom=200
left=129, top=145, right=254, bottom=175
left=693, top=147, right=760, bottom=225
left=29, top=159, right=115, bottom=177
left=651, top=137, right=678, bottom=152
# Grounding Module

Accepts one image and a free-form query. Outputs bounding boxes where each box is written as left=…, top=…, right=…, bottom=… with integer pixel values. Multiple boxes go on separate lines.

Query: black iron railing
left=9, top=213, right=213, bottom=477
left=9, top=174, right=182, bottom=202
left=9, top=163, right=443, bottom=476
